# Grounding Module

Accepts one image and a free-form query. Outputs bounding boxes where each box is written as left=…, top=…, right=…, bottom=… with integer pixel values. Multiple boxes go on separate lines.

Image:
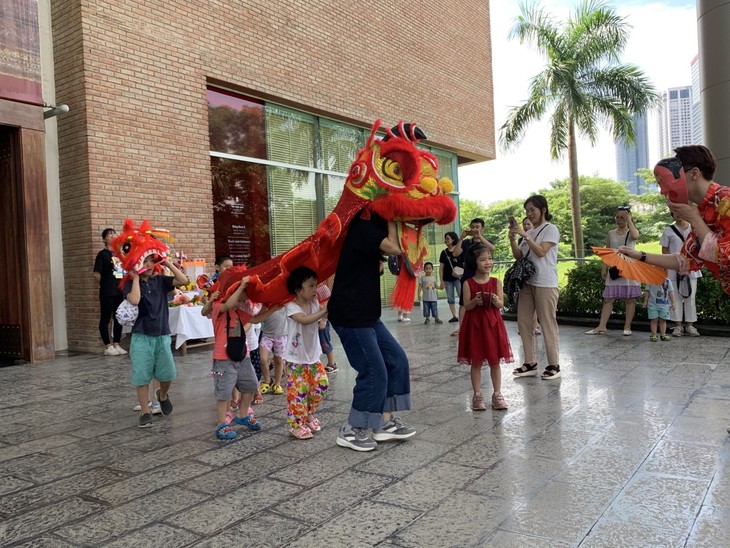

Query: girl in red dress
left=458, top=246, right=513, bottom=411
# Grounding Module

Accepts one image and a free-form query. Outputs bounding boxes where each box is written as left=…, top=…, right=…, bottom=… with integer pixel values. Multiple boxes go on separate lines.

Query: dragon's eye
left=382, top=158, right=403, bottom=182
left=122, top=243, right=131, bottom=254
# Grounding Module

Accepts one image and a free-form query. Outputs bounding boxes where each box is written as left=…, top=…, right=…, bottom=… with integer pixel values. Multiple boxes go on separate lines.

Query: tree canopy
left=459, top=175, right=670, bottom=259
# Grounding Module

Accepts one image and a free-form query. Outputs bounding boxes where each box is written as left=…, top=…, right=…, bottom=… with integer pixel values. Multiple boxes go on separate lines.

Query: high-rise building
left=615, top=114, right=650, bottom=194
left=691, top=54, right=703, bottom=145
left=658, top=86, right=694, bottom=157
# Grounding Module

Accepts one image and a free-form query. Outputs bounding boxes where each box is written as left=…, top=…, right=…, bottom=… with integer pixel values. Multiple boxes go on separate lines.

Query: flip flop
left=585, top=329, right=607, bottom=335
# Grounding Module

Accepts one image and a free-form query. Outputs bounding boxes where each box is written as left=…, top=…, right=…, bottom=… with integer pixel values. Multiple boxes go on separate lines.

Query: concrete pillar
left=697, top=0, right=730, bottom=183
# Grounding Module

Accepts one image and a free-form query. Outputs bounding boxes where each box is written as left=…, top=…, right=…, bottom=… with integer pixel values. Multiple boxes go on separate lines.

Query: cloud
left=458, top=1, right=698, bottom=206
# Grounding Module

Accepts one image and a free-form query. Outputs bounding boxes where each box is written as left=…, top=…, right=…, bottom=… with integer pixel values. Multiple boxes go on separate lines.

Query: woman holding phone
left=508, top=195, right=562, bottom=380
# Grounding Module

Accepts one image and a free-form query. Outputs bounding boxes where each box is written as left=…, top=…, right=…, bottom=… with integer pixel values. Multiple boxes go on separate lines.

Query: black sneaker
left=155, top=388, right=173, bottom=415
left=138, top=413, right=153, bottom=428
left=336, top=424, right=377, bottom=452
left=448, top=317, right=459, bottom=323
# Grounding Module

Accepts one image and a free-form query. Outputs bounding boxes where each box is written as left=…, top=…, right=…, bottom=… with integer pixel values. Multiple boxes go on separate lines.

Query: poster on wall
left=0, top=0, right=43, bottom=106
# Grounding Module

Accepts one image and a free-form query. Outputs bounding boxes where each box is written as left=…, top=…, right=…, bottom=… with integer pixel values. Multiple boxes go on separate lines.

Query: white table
left=168, top=305, right=214, bottom=354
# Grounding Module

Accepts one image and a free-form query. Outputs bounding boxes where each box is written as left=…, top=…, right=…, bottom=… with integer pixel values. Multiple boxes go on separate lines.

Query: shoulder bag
left=669, top=225, right=692, bottom=298
left=226, top=310, right=247, bottom=362
left=503, top=225, right=547, bottom=308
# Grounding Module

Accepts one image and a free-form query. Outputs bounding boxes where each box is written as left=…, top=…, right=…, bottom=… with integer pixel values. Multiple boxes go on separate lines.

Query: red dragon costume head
left=110, top=219, right=170, bottom=277
left=216, top=119, right=457, bottom=310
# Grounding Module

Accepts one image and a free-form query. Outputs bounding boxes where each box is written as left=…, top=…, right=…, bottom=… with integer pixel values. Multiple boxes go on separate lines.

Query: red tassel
left=391, top=270, right=417, bottom=312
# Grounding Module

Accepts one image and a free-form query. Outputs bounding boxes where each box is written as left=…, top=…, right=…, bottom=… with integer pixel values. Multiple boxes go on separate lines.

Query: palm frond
left=548, top=101, right=569, bottom=159
left=509, top=1, right=563, bottom=59
left=556, top=0, right=629, bottom=74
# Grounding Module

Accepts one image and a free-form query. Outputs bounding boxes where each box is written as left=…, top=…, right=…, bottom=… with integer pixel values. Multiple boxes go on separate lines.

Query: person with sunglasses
left=586, top=206, right=640, bottom=335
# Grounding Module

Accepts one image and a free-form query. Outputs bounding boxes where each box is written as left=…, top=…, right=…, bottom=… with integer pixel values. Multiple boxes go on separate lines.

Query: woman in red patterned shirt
left=620, top=145, right=730, bottom=295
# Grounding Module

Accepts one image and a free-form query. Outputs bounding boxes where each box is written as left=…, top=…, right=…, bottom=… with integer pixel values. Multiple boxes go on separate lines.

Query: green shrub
left=694, top=273, right=730, bottom=324
left=556, top=260, right=730, bottom=325
left=558, top=259, right=606, bottom=316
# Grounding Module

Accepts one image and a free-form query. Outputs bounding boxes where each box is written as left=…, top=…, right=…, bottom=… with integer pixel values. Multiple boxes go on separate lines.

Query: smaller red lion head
left=110, top=219, right=170, bottom=275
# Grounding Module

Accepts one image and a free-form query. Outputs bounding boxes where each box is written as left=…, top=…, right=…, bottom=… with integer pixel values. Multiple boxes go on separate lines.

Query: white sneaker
left=671, top=326, right=684, bottom=337
left=114, top=345, right=128, bottom=355
left=133, top=400, right=154, bottom=412
left=104, top=346, right=119, bottom=356
left=402, top=316, right=411, bottom=322
left=685, top=326, right=700, bottom=337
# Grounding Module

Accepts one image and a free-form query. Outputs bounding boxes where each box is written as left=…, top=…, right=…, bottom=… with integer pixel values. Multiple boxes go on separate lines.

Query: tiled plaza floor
left=1, top=308, right=729, bottom=547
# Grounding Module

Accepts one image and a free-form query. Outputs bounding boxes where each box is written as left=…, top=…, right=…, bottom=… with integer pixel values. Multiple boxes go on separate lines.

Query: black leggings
left=99, top=294, right=124, bottom=345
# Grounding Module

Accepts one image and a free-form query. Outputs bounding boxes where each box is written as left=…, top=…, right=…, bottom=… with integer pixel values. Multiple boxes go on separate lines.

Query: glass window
left=208, top=89, right=266, bottom=159
left=267, top=166, right=318, bottom=255
left=210, top=157, right=271, bottom=266
left=320, top=119, right=364, bottom=172
left=265, top=106, right=316, bottom=168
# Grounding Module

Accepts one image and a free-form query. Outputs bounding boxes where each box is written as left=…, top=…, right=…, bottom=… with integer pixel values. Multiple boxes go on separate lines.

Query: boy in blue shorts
left=124, top=254, right=188, bottom=428
left=642, top=278, right=676, bottom=342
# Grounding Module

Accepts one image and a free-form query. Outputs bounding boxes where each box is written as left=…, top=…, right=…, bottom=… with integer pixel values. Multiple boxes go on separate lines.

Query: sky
left=458, top=0, right=699, bottom=205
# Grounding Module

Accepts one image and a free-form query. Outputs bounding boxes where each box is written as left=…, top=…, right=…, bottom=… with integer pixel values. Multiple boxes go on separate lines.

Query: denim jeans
left=332, top=320, right=411, bottom=429
left=444, top=279, right=461, bottom=305
left=422, top=300, right=438, bottom=318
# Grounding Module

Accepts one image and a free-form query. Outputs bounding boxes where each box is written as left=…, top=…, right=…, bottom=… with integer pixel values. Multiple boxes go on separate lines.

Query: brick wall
left=52, top=0, right=494, bottom=351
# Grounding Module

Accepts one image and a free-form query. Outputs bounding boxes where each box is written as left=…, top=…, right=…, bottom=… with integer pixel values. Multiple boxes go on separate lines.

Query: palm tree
left=500, top=0, right=659, bottom=258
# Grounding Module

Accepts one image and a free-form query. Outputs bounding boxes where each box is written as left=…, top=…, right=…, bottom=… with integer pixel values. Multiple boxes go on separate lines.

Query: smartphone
left=508, top=215, right=517, bottom=228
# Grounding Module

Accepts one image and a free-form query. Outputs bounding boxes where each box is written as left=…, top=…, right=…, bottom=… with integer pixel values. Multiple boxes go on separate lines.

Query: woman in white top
left=586, top=206, right=640, bottom=336
left=660, top=213, right=701, bottom=337
left=508, top=195, right=562, bottom=380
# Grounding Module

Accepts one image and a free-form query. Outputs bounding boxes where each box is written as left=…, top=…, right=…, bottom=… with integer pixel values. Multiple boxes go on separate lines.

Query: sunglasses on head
left=616, top=206, right=630, bottom=211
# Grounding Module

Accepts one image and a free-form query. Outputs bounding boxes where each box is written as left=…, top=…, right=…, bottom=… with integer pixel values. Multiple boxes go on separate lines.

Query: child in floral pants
left=284, top=266, right=329, bottom=439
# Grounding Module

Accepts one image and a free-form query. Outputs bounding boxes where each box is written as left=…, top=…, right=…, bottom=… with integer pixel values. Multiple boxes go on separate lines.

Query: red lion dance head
left=216, top=119, right=457, bottom=311
left=110, top=219, right=170, bottom=278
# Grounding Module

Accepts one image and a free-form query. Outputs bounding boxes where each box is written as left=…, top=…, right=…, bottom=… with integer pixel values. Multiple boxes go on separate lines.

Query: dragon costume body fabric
left=218, top=120, right=457, bottom=311
left=111, top=120, right=457, bottom=310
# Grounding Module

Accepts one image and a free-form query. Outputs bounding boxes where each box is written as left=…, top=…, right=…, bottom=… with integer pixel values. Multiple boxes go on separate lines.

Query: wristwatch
left=639, top=251, right=647, bottom=262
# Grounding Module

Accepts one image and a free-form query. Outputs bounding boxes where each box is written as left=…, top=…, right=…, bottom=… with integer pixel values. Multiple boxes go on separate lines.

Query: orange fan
left=591, top=247, right=667, bottom=285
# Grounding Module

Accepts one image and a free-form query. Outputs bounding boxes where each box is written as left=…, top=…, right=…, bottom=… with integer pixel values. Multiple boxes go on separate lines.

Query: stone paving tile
left=0, top=474, right=34, bottom=497
left=1, top=312, right=729, bottom=546
left=601, top=472, right=708, bottom=532
left=686, top=504, right=730, bottom=547
left=640, top=438, right=720, bottom=480
left=195, top=511, right=312, bottom=547
left=0, top=496, right=107, bottom=544
left=165, top=478, right=301, bottom=535
left=278, top=469, right=394, bottom=523
left=499, top=480, right=618, bottom=545
left=580, top=518, right=686, bottom=547
left=372, top=460, right=484, bottom=512
left=103, top=522, right=201, bottom=548
left=0, top=467, right=128, bottom=515
left=89, top=460, right=213, bottom=505
left=54, top=485, right=209, bottom=544
left=288, top=499, right=422, bottom=547
left=389, top=490, right=510, bottom=547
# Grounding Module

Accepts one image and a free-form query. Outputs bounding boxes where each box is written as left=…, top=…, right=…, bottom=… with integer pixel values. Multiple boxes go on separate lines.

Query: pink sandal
left=306, top=417, right=321, bottom=432
left=289, top=426, right=313, bottom=440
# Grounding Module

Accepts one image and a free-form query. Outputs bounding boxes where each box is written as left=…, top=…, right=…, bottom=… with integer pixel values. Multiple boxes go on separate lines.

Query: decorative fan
left=591, top=247, right=667, bottom=285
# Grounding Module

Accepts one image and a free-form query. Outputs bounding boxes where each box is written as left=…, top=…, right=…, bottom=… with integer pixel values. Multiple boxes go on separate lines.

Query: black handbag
left=608, top=232, right=630, bottom=280
left=226, top=311, right=247, bottom=362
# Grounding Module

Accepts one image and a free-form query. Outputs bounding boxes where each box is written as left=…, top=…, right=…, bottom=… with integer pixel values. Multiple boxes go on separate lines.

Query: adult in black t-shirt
left=329, top=212, right=417, bottom=452
left=93, top=228, right=126, bottom=356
